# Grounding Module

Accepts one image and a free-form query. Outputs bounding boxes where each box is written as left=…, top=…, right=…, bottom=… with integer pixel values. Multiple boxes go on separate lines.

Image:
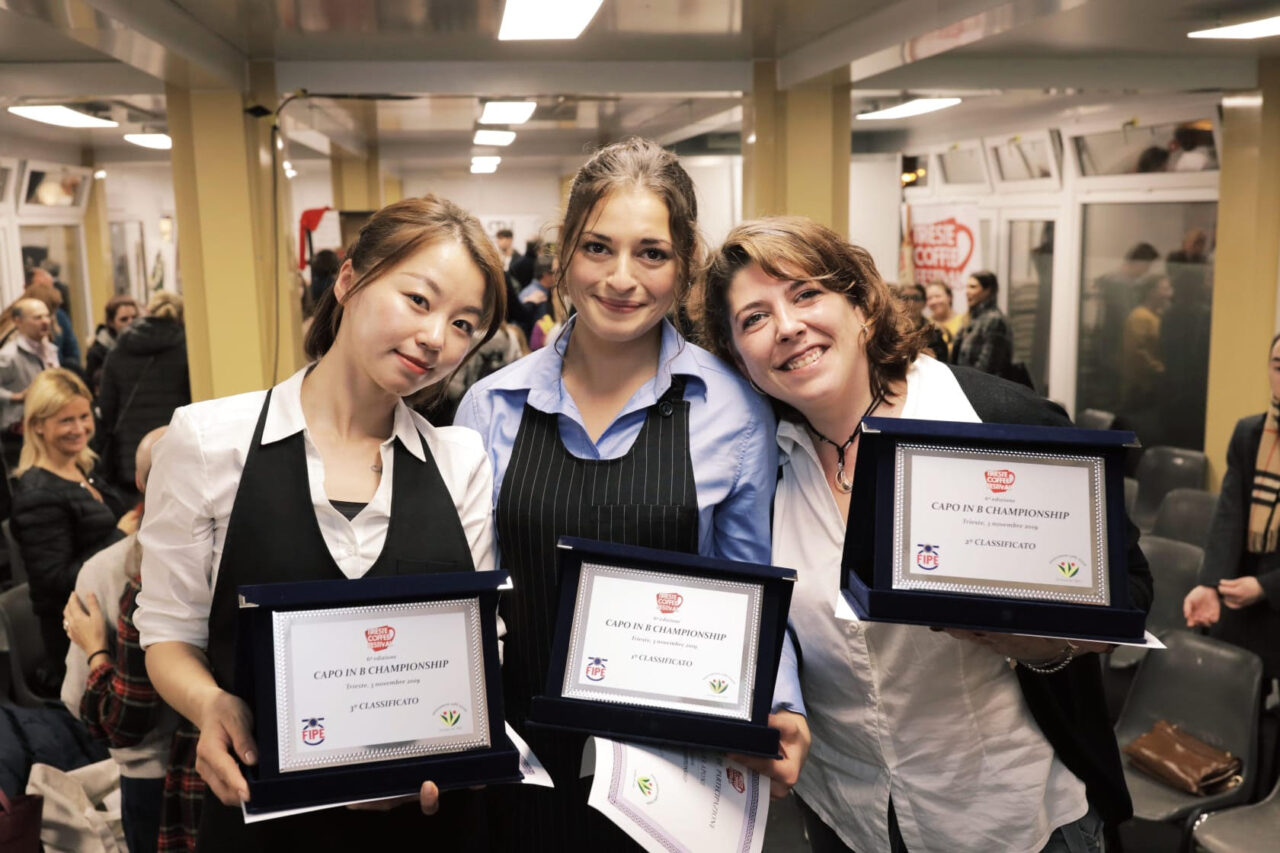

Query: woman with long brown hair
left=699, top=216, right=1152, bottom=853
left=135, top=195, right=507, bottom=851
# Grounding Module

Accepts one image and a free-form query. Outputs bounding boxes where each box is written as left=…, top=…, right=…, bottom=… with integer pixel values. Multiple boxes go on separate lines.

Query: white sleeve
left=135, top=407, right=218, bottom=649
left=458, top=434, right=497, bottom=576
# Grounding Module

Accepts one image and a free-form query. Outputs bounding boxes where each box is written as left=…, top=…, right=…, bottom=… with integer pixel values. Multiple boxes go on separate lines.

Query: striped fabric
left=1248, top=399, right=1280, bottom=553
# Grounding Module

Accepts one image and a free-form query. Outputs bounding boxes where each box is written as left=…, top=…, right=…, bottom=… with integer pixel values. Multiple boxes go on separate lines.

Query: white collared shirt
left=135, top=368, right=496, bottom=649
left=780, top=356, right=1088, bottom=853
left=17, top=334, right=59, bottom=369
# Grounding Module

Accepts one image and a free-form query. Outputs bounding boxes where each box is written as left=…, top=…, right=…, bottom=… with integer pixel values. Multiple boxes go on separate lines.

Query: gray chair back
left=3, top=518, right=26, bottom=584
left=1115, top=631, right=1261, bottom=823
left=1132, top=447, right=1208, bottom=531
left=1078, top=408, right=1117, bottom=430
left=0, top=583, right=53, bottom=708
left=1193, top=770, right=1280, bottom=852
left=1152, top=488, right=1218, bottom=549
left=1138, top=535, right=1203, bottom=634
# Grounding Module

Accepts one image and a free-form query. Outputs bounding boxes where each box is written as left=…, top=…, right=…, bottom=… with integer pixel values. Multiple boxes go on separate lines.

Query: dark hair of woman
left=970, top=270, right=999, bottom=297
left=104, top=294, right=139, bottom=326
left=554, top=138, right=702, bottom=318
left=304, top=196, right=508, bottom=400
left=697, top=216, right=927, bottom=411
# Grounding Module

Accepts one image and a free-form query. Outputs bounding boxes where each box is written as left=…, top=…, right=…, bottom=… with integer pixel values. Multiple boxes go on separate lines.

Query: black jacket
left=97, top=317, right=190, bottom=488
left=1200, top=414, right=1280, bottom=677
left=84, top=324, right=116, bottom=392
left=11, top=466, right=125, bottom=670
left=949, top=364, right=1153, bottom=826
left=952, top=300, right=1013, bottom=378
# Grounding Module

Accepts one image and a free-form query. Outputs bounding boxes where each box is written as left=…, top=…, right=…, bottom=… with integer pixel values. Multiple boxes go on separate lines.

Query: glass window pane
left=1007, top=220, right=1054, bottom=393
left=902, top=153, right=928, bottom=188
left=1074, top=120, right=1217, bottom=176
left=939, top=147, right=985, bottom=184
left=992, top=139, right=1053, bottom=181
left=23, top=167, right=86, bottom=207
left=1076, top=202, right=1217, bottom=451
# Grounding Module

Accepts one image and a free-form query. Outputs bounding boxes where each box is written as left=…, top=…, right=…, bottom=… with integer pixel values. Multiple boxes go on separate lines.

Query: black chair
left=1110, top=536, right=1202, bottom=670
left=0, top=583, right=57, bottom=708
left=1077, top=408, right=1117, bottom=430
left=1115, top=631, right=1261, bottom=848
left=1194, top=772, right=1280, bottom=852
left=2, top=518, right=26, bottom=584
left=1133, top=447, right=1208, bottom=532
left=1153, top=489, right=1219, bottom=550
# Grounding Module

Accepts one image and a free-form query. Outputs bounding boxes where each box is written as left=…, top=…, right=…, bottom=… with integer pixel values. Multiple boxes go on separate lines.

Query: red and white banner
left=907, top=204, right=984, bottom=311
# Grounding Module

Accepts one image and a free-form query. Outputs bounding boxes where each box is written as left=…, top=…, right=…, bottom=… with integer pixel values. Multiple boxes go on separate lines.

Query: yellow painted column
left=80, top=156, right=113, bottom=340
left=383, top=174, right=404, bottom=204
left=166, top=83, right=269, bottom=401
left=743, top=61, right=850, bottom=234
left=330, top=104, right=382, bottom=212
left=1204, top=59, right=1280, bottom=487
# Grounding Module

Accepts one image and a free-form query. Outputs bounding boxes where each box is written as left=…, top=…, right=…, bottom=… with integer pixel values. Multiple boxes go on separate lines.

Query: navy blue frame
left=841, top=417, right=1146, bottom=643
left=527, top=537, right=797, bottom=758
left=235, top=571, right=520, bottom=814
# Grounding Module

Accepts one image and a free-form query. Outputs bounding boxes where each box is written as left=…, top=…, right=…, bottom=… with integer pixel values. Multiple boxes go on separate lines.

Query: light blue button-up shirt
left=456, top=316, right=804, bottom=715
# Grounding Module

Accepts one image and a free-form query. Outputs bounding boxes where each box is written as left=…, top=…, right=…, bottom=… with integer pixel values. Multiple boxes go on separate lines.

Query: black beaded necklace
left=806, top=391, right=885, bottom=493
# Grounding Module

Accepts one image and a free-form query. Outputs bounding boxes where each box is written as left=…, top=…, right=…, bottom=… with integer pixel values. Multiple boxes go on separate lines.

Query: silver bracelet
left=1013, top=642, right=1077, bottom=675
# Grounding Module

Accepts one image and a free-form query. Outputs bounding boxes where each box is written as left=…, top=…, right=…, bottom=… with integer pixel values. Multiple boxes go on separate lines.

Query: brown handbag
left=1122, top=720, right=1243, bottom=796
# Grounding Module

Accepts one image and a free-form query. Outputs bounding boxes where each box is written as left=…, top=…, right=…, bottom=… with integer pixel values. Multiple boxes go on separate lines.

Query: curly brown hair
left=695, top=216, right=926, bottom=409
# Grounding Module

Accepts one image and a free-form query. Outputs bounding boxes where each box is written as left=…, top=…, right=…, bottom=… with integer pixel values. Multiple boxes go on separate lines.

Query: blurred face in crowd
left=35, top=396, right=94, bottom=460
left=564, top=187, right=678, bottom=347
left=727, top=262, right=865, bottom=418
left=1147, top=278, right=1174, bottom=313
left=925, top=283, right=952, bottom=321
left=14, top=299, right=51, bottom=343
left=496, top=234, right=513, bottom=255
left=965, top=276, right=990, bottom=309
left=334, top=239, right=486, bottom=399
left=897, top=286, right=925, bottom=322
left=110, top=304, right=139, bottom=334
left=1269, top=338, right=1280, bottom=403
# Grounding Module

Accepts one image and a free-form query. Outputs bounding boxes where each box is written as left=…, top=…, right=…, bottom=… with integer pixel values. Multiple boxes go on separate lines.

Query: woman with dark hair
left=456, top=139, right=806, bottom=851
left=135, top=195, right=508, bottom=850
left=951, top=270, right=1014, bottom=378
left=1185, top=332, right=1280, bottom=683
left=85, top=294, right=139, bottom=392
left=698, top=217, right=1151, bottom=853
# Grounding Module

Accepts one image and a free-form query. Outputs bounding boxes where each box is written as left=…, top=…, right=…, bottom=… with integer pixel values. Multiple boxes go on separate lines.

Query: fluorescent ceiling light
left=93, top=169, right=107, bottom=180
left=1189, top=15, right=1280, bottom=39
left=856, top=98, right=962, bottom=121
left=124, top=133, right=173, bottom=150
left=479, top=101, right=537, bottom=125
left=499, top=0, right=603, bottom=40
left=473, top=129, right=516, bottom=146
left=8, top=105, right=118, bottom=128
left=470, top=156, right=501, bottom=174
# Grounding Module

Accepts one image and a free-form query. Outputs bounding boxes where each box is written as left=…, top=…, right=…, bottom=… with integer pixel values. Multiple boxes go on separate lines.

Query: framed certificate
left=235, top=572, right=520, bottom=813
left=842, top=417, right=1147, bottom=643
left=528, top=538, right=796, bottom=757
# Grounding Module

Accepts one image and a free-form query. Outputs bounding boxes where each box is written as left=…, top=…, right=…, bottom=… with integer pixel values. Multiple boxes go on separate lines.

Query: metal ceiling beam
left=856, top=55, right=1259, bottom=92
left=777, top=0, right=1095, bottom=89
left=276, top=61, right=751, bottom=97
left=0, top=62, right=164, bottom=96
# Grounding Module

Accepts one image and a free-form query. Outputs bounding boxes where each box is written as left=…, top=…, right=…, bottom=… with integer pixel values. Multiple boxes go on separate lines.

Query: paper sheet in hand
left=588, top=737, right=768, bottom=853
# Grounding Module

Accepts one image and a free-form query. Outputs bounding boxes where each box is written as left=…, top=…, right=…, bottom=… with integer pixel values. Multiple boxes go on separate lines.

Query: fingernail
left=244, top=751, right=256, bottom=764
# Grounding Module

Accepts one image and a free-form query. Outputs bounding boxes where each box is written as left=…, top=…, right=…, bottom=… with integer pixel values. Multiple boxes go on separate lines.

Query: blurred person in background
left=23, top=266, right=81, bottom=371
left=924, top=281, right=963, bottom=351
left=0, top=297, right=58, bottom=470
left=951, top=271, right=1013, bottom=379
left=897, top=283, right=948, bottom=361
left=85, top=294, right=140, bottom=393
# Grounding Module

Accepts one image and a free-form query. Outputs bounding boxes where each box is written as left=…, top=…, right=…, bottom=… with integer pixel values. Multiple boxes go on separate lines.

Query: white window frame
left=985, top=129, right=1062, bottom=193
left=932, top=139, right=992, bottom=197
left=16, top=160, right=94, bottom=218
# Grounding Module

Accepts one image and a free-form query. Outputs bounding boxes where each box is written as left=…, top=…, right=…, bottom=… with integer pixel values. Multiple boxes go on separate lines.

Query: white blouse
left=135, top=368, right=496, bottom=650
left=779, top=356, right=1088, bottom=853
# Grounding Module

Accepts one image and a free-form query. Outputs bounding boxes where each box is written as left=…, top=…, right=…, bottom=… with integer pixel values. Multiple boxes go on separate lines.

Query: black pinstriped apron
left=492, top=376, right=699, bottom=851
left=197, top=390, right=485, bottom=851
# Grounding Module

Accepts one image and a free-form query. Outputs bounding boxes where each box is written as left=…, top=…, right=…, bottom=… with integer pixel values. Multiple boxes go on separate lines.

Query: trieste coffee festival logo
left=656, top=592, right=683, bottom=614
left=984, top=469, right=1016, bottom=493
left=364, top=625, right=396, bottom=653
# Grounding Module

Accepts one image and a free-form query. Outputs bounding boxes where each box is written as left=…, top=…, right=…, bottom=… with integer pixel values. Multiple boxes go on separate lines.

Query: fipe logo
left=364, top=625, right=395, bottom=652
left=984, top=469, right=1015, bottom=493
left=656, top=592, right=683, bottom=614
left=301, top=717, right=325, bottom=746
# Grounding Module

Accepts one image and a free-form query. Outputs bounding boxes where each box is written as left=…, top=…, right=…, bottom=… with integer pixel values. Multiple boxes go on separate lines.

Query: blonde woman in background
left=10, top=368, right=137, bottom=692
left=97, top=290, right=191, bottom=503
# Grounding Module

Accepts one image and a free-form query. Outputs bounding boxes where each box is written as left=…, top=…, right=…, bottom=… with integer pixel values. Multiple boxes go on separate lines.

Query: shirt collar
left=260, top=366, right=426, bottom=461
left=17, top=335, right=55, bottom=362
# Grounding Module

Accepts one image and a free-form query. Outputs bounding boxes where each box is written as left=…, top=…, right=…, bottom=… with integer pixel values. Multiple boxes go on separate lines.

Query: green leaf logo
left=1057, top=561, right=1080, bottom=579
left=709, top=678, right=728, bottom=694
left=636, top=776, right=655, bottom=798
left=440, top=709, right=460, bottom=727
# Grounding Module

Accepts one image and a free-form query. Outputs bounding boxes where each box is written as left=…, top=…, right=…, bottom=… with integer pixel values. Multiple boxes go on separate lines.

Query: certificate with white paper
left=273, top=599, right=489, bottom=773
left=562, top=564, right=761, bottom=720
left=894, top=444, right=1108, bottom=605
left=588, top=737, right=768, bottom=853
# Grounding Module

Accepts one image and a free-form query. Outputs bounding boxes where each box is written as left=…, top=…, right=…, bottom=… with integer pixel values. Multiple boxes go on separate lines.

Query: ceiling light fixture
left=473, top=129, right=517, bottom=146
left=479, top=101, right=537, bottom=125
left=124, top=132, right=173, bottom=150
left=498, top=0, right=603, bottom=40
left=93, top=169, right=107, bottom=180
left=7, top=105, right=118, bottom=128
left=1188, top=14, right=1280, bottom=39
left=471, top=155, right=502, bottom=174
left=856, top=98, right=962, bottom=121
